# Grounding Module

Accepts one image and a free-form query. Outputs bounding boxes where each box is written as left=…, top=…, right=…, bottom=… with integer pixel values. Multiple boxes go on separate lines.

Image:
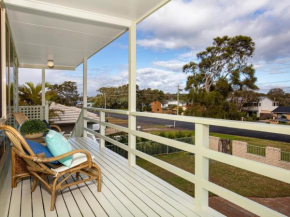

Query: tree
left=183, top=35, right=258, bottom=120
left=19, top=82, right=50, bottom=105
left=267, top=88, right=290, bottom=106
left=48, top=81, right=79, bottom=106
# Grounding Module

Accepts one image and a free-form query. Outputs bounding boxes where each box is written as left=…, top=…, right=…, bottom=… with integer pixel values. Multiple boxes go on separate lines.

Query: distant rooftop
left=272, top=107, right=290, bottom=114
left=50, top=102, right=98, bottom=124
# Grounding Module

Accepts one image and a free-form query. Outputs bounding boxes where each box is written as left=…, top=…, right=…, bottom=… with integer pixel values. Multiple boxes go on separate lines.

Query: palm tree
left=19, top=82, right=50, bottom=105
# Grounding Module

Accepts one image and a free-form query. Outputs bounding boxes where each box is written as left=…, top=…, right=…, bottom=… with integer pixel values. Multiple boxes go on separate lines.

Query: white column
left=83, top=57, right=88, bottom=137
left=1, top=9, right=6, bottom=118
left=128, top=23, right=137, bottom=166
left=42, top=68, right=45, bottom=106
left=195, top=123, right=209, bottom=209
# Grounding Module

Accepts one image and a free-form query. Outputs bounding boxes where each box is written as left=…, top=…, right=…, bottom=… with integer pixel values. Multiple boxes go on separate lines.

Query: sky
left=19, top=0, right=290, bottom=96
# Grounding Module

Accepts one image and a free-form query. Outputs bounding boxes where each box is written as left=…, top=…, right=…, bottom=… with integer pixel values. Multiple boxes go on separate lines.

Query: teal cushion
left=45, top=130, right=72, bottom=167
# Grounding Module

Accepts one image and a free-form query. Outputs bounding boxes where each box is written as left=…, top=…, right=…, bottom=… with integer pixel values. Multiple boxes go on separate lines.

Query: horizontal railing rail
left=74, top=107, right=290, bottom=217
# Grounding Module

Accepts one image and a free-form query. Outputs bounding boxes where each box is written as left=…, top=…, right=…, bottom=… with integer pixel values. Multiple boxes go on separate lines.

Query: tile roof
left=272, top=106, right=290, bottom=114
left=49, top=102, right=99, bottom=124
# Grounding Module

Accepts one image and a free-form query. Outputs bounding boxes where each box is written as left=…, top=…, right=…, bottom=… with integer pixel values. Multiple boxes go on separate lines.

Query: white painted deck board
left=1, top=137, right=201, bottom=217
left=72, top=138, right=191, bottom=216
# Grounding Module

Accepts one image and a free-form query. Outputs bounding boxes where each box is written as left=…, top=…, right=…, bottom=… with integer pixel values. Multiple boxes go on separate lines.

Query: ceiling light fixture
left=47, top=60, right=54, bottom=68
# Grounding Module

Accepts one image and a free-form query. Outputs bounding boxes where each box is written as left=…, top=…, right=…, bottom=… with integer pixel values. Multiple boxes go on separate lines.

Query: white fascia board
left=19, top=63, right=75, bottom=70
left=136, top=0, right=171, bottom=24
left=4, top=0, right=132, bottom=27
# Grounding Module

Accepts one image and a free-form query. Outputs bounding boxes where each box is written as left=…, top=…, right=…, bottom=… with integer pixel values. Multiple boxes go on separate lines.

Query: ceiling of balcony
left=4, top=0, right=169, bottom=69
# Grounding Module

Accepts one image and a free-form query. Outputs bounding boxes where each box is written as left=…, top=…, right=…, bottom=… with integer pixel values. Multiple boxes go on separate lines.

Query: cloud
left=19, top=67, right=188, bottom=96
left=152, top=60, right=187, bottom=71
left=138, top=0, right=290, bottom=64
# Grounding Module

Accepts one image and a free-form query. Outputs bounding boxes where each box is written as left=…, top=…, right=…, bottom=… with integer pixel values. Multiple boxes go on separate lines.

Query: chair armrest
left=14, top=149, right=93, bottom=167
left=50, top=124, right=62, bottom=132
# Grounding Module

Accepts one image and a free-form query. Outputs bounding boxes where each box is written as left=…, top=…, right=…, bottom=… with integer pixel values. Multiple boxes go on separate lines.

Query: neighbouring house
left=50, top=102, right=99, bottom=133
left=272, top=107, right=290, bottom=120
left=150, top=101, right=162, bottom=113
left=172, top=105, right=188, bottom=115
left=242, top=97, right=279, bottom=118
left=161, top=100, right=186, bottom=109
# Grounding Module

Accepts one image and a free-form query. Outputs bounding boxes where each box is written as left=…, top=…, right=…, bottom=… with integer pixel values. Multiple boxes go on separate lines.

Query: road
left=107, top=113, right=290, bottom=143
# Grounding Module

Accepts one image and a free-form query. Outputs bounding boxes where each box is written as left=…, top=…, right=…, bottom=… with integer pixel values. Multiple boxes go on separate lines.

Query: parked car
left=276, top=118, right=290, bottom=123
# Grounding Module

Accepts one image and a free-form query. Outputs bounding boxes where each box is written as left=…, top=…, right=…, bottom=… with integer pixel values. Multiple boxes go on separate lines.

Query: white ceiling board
left=29, top=0, right=166, bottom=21
left=4, top=0, right=170, bottom=69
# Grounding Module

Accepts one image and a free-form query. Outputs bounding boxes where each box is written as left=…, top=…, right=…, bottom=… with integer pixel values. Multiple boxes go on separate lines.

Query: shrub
left=20, top=120, right=47, bottom=135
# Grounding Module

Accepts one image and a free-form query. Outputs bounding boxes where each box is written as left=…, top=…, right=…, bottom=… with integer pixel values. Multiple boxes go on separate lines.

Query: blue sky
left=20, top=0, right=290, bottom=96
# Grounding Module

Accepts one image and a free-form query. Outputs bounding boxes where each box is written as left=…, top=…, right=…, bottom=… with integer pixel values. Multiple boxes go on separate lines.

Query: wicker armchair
left=13, top=112, right=62, bottom=132
left=0, top=125, right=101, bottom=211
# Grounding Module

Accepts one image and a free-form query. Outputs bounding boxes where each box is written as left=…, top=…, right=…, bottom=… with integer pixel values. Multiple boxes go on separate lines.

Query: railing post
left=100, top=111, right=105, bottom=148
left=195, top=123, right=209, bottom=209
left=45, top=101, right=49, bottom=122
left=128, top=23, right=137, bottom=166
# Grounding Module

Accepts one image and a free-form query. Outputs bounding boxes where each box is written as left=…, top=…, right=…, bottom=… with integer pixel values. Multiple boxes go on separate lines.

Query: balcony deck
left=0, top=137, right=203, bottom=217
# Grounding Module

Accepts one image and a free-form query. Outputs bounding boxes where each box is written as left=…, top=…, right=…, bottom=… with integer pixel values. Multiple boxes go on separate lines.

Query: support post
left=41, top=68, right=45, bottom=106
left=128, top=23, right=137, bottom=166
left=195, top=124, right=209, bottom=209
left=100, top=111, right=105, bottom=148
left=1, top=9, right=6, bottom=118
left=45, top=101, right=49, bottom=122
left=83, top=57, right=88, bottom=137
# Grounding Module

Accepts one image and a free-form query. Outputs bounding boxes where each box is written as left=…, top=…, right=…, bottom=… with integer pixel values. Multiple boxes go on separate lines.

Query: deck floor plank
left=2, top=137, right=202, bottom=217
left=71, top=139, right=174, bottom=217
left=8, top=179, right=22, bottom=217
left=21, top=178, right=32, bottom=217
left=77, top=137, right=198, bottom=216
left=31, top=182, right=45, bottom=217
left=57, top=176, right=83, bottom=217
left=85, top=137, right=195, bottom=203
left=73, top=138, right=190, bottom=217
left=47, top=176, right=70, bottom=217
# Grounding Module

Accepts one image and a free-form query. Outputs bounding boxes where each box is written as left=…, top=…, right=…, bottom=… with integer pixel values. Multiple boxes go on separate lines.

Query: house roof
left=272, top=106, right=290, bottom=114
left=50, top=102, right=99, bottom=124
left=4, top=0, right=170, bottom=69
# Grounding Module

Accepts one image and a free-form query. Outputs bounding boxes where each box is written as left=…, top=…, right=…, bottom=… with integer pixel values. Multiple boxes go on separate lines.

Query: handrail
left=84, top=107, right=129, bottom=115
left=75, top=107, right=289, bottom=217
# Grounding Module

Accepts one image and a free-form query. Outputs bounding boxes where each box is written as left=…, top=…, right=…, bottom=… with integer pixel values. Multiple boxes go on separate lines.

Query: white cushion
left=51, top=153, right=94, bottom=173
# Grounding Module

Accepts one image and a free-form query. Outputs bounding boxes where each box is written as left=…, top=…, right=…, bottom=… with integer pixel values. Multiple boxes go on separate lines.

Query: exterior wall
left=209, top=136, right=220, bottom=152
left=161, top=101, right=185, bottom=108
left=151, top=101, right=162, bottom=113
left=258, top=98, right=278, bottom=117
left=232, top=141, right=290, bottom=170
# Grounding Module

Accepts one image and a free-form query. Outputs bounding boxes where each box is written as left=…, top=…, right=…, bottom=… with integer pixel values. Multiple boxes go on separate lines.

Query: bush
left=20, top=120, right=47, bottom=135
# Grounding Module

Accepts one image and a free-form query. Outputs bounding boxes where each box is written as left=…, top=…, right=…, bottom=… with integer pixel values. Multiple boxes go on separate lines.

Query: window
left=259, top=103, right=261, bottom=107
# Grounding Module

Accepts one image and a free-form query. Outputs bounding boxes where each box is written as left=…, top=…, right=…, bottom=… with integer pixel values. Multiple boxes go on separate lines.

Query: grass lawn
left=137, top=152, right=290, bottom=198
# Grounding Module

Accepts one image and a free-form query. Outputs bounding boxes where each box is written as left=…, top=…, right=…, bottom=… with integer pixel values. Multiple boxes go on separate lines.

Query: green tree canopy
left=183, top=35, right=258, bottom=120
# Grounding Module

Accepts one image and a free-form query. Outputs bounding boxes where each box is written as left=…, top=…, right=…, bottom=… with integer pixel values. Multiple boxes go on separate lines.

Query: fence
left=247, top=144, right=266, bottom=156
left=281, top=151, right=290, bottom=162
left=105, top=137, right=194, bottom=158
left=72, top=107, right=290, bottom=217
left=6, top=104, right=49, bottom=126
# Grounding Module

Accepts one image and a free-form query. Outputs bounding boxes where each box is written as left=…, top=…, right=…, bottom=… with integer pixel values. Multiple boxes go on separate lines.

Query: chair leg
left=97, top=175, right=101, bottom=192
left=31, top=177, right=38, bottom=192
left=76, top=172, right=80, bottom=179
left=50, top=177, right=59, bottom=211
left=11, top=177, right=17, bottom=188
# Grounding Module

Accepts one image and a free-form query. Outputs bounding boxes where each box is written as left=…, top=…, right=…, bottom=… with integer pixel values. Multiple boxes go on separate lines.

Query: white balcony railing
left=72, top=107, right=290, bottom=217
